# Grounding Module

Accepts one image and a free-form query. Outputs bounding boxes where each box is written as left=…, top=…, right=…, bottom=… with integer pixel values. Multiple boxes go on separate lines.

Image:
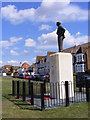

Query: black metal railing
left=12, top=79, right=90, bottom=110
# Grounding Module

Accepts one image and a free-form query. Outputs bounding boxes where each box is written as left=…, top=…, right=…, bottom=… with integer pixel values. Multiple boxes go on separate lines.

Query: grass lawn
left=1, top=76, right=89, bottom=118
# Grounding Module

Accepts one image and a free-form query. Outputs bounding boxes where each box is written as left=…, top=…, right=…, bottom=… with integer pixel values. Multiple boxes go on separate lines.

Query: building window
left=81, top=65, right=82, bottom=72
left=76, top=65, right=77, bottom=72
left=78, top=55, right=80, bottom=62
left=76, top=56, right=78, bottom=62
left=77, top=56, right=78, bottom=62
left=78, top=65, right=80, bottom=72
left=77, top=66, right=79, bottom=72
left=84, top=64, right=86, bottom=71
left=83, top=55, right=84, bottom=61
left=75, top=65, right=77, bottom=72
left=76, top=54, right=85, bottom=63
left=78, top=56, right=80, bottom=62
left=44, top=58, right=46, bottom=62
left=74, top=56, right=76, bottom=63
left=80, top=55, right=82, bottom=62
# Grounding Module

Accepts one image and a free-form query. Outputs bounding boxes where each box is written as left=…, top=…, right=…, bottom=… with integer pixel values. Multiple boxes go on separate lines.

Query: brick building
left=35, top=42, right=89, bottom=75
left=21, top=62, right=30, bottom=71
left=63, top=42, right=89, bottom=73
left=2, top=64, right=12, bottom=73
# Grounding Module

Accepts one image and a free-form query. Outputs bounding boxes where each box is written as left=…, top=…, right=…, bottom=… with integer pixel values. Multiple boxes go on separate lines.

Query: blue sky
left=0, top=1, right=88, bottom=66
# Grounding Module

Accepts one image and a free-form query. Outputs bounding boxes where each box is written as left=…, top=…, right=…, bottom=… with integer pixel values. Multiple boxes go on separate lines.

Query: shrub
left=7, top=71, right=12, bottom=75
left=73, top=73, right=76, bottom=76
left=85, top=69, right=90, bottom=75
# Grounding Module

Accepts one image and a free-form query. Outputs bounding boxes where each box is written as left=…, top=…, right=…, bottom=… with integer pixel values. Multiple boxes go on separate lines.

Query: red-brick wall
left=87, top=43, right=90, bottom=70
left=22, top=62, right=30, bottom=69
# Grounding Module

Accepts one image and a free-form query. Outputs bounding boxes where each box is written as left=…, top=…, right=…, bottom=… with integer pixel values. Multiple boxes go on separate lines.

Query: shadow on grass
left=3, top=94, right=40, bottom=111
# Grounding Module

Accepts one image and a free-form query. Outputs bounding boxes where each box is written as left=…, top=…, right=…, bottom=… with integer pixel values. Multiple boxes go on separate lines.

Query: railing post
left=86, top=79, right=90, bottom=102
left=23, top=81, right=25, bottom=101
left=29, top=79, right=31, bottom=96
left=41, top=83, right=45, bottom=111
left=44, top=80, right=46, bottom=94
left=79, top=84, right=82, bottom=92
left=30, top=82, right=34, bottom=105
left=79, top=77, right=82, bottom=92
left=65, top=81, right=69, bottom=106
left=17, top=81, right=19, bottom=99
left=12, top=80, right=15, bottom=96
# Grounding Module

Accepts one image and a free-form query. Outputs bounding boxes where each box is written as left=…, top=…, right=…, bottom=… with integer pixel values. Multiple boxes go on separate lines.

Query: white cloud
left=31, top=57, right=36, bottom=61
left=34, top=49, right=44, bottom=54
left=37, top=29, right=88, bottom=50
left=1, top=1, right=88, bottom=24
left=64, top=30, right=88, bottom=47
left=10, top=37, right=23, bottom=43
left=10, top=50, right=19, bottom=56
left=7, top=60, right=20, bottom=64
left=38, top=30, right=57, bottom=44
left=25, top=38, right=36, bottom=47
left=0, top=61, right=3, bottom=67
left=30, top=57, right=36, bottom=64
left=71, top=0, right=89, bottom=2
left=0, top=60, right=2, bottom=64
left=13, top=47, right=19, bottom=50
left=2, top=5, right=35, bottom=24
left=76, top=32, right=81, bottom=37
left=0, top=37, right=23, bottom=48
left=39, top=24, right=51, bottom=31
left=37, top=30, right=58, bottom=49
left=19, top=50, right=29, bottom=56
left=74, top=35, right=88, bottom=45
left=23, top=50, right=28, bottom=54
left=0, top=40, right=13, bottom=47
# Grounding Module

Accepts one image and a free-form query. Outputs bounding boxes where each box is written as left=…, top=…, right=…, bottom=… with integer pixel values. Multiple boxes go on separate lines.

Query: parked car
left=85, top=75, right=90, bottom=80
left=29, top=75, right=35, bottom=80
left=42, top=75, right=50, bottom=81
left=33, top=74, right=41, bottom=81
left=76, top=75, right=90, bottom=82
left=19, top=73, right=24, bottom=79
left=25, top=74, right=30, bottom=80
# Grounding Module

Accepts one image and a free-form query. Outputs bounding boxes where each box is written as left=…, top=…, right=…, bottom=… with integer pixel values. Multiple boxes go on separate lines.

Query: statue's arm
left=62, top=27, right=65, bottom=33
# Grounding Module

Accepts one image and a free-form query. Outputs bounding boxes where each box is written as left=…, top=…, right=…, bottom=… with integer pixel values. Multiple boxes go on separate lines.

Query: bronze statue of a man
left=56, top=22, right=65, bottom=52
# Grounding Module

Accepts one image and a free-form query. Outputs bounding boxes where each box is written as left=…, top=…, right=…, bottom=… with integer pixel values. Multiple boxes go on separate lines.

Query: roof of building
left=36, top=53, right=57, bottom=63
left=36, top=56, right=46, bottom=62
left=3, top=64, right=12, bottom=68
left=47, top=52, right=56, bottom=56
left=35, top=42, right=89, bottom=64
left=63, top=45, right=80, bottom=54
left=80, top=42, right=88, bottom=53
left=63, top=42, right=89, bottom=54
left=22, top=62, right=30, bottom=69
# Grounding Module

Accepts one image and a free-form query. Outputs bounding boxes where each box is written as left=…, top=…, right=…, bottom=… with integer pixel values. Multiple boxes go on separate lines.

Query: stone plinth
left=49, top=52, right=74, bottom=99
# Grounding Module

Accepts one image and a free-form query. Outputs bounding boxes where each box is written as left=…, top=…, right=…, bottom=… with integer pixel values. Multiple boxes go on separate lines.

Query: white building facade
left=35, top=43, right=88, bottom=75
left=35, top=53, right=54, bottom=75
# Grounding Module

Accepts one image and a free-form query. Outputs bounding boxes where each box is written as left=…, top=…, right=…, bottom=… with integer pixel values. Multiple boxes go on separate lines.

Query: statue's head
left=56, top=22, right=61, bottom=26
